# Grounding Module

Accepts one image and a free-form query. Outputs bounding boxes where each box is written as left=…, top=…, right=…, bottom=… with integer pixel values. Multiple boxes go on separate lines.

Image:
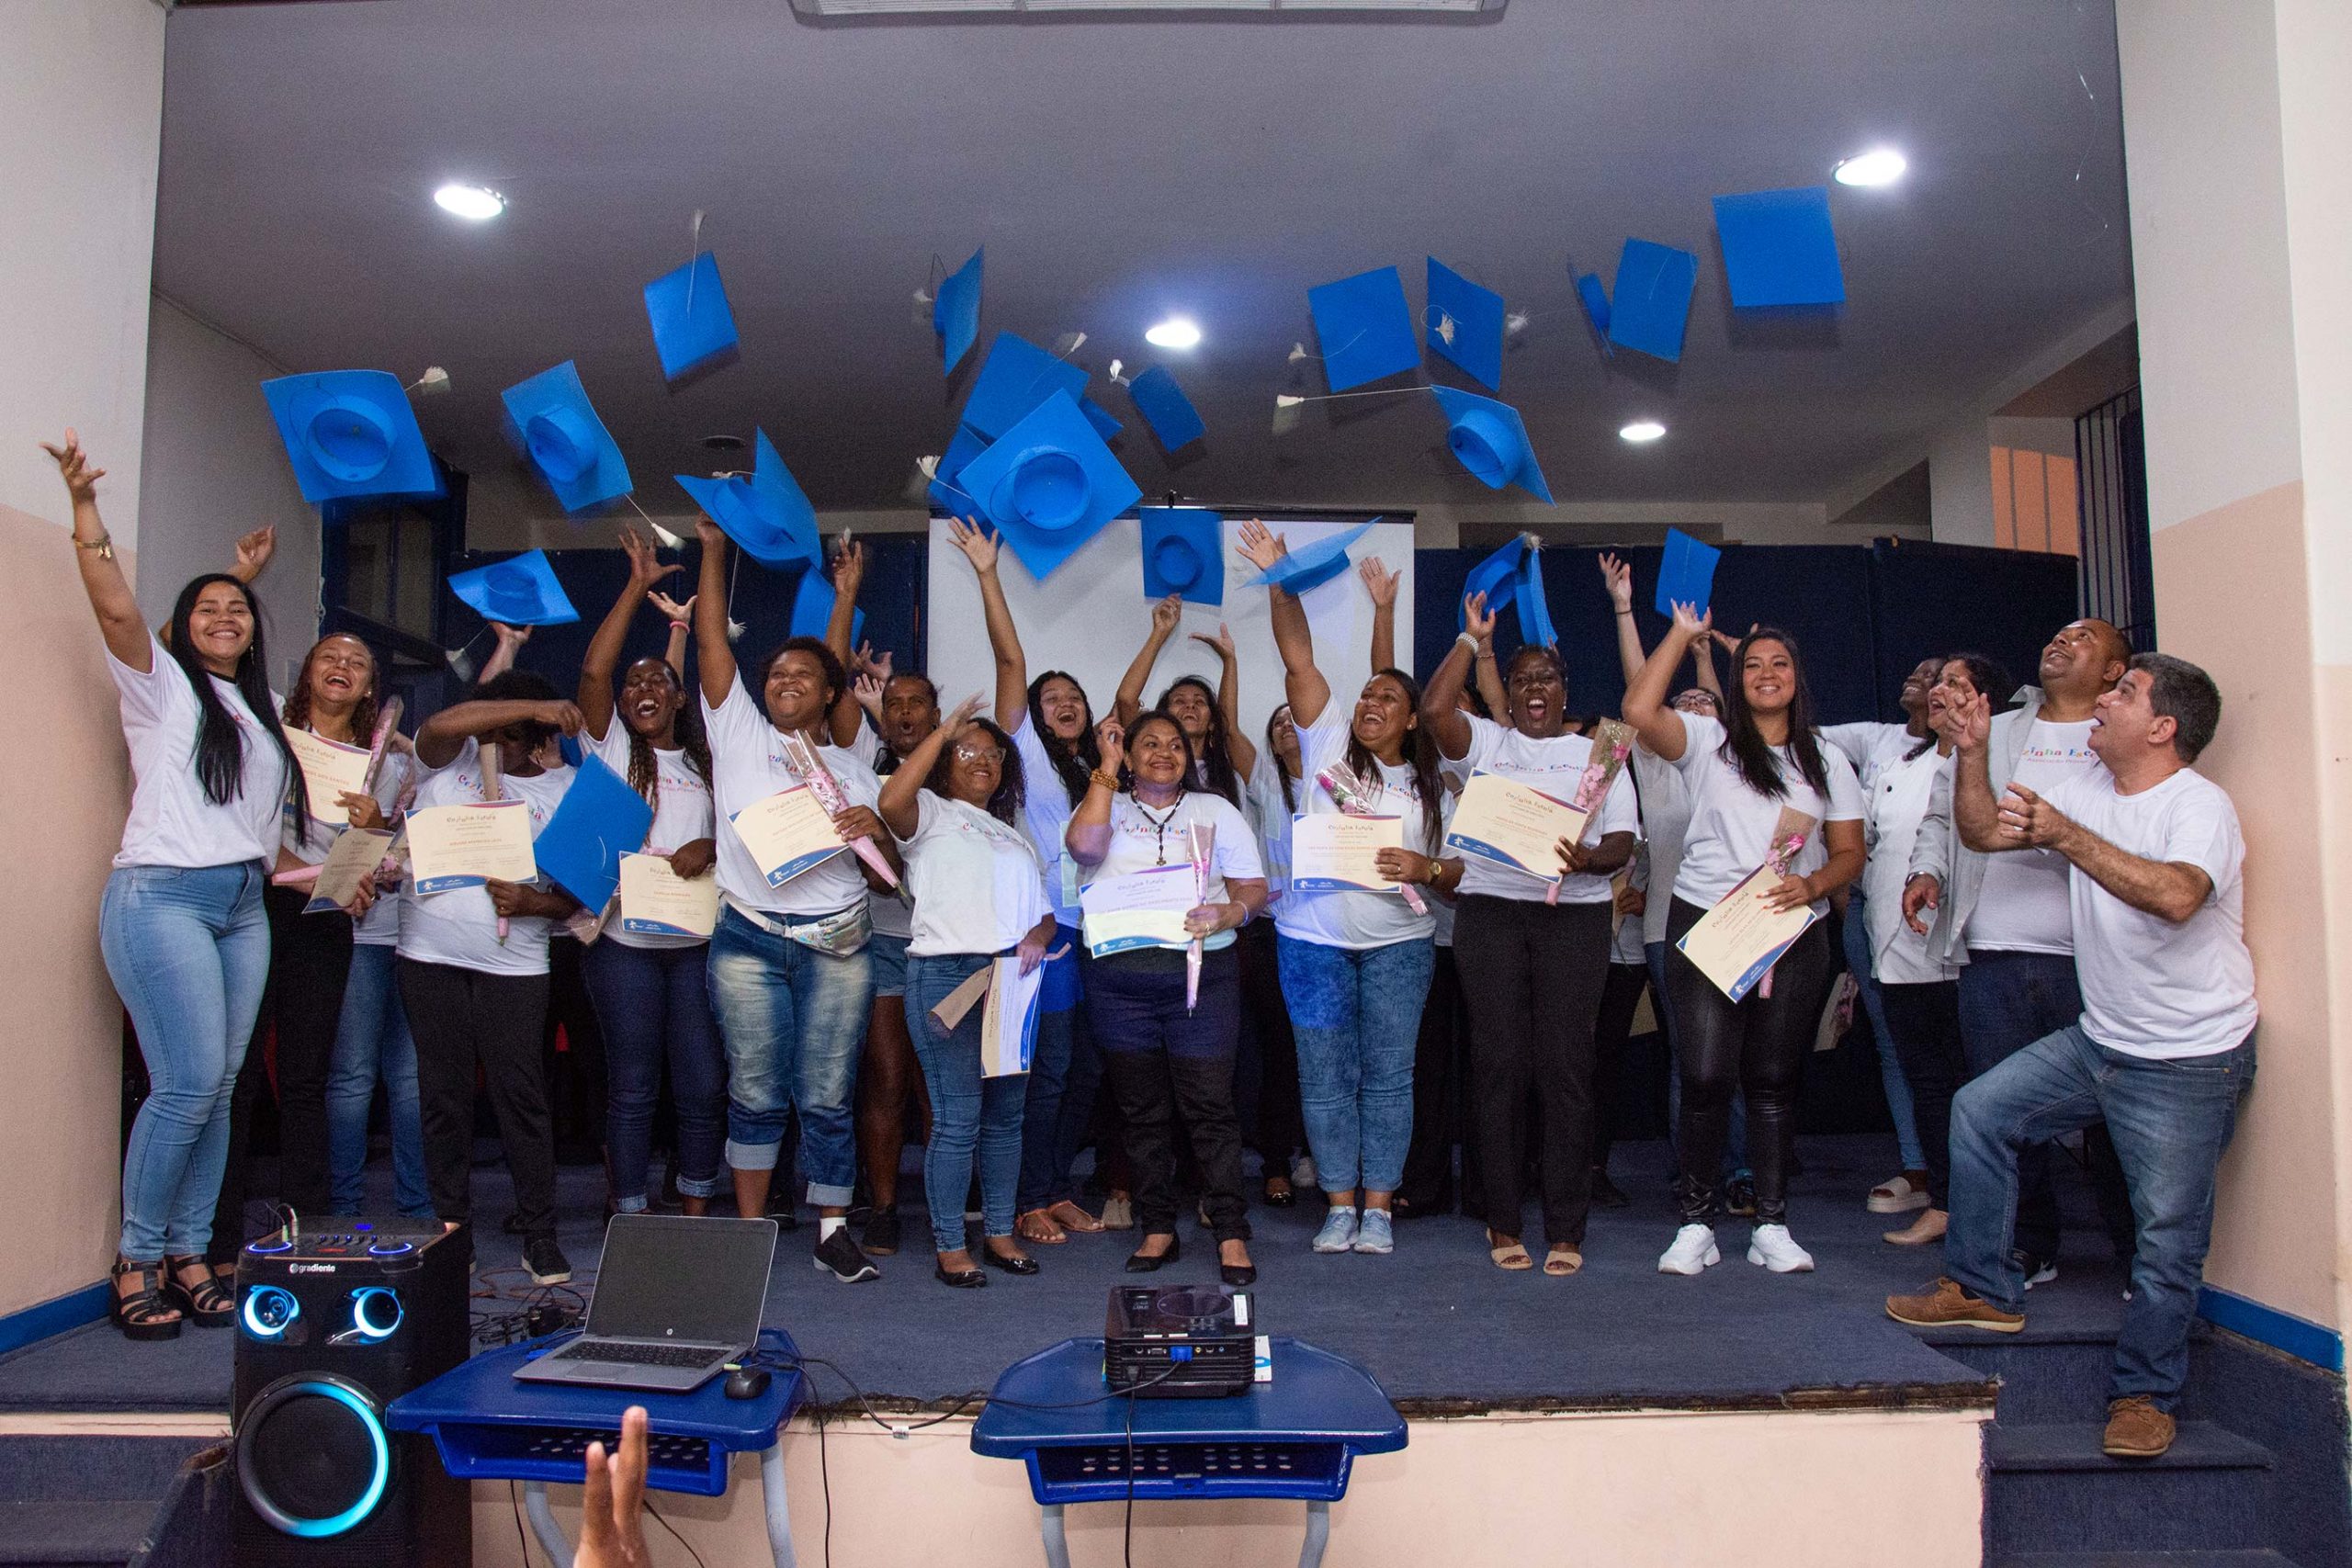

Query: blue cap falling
left=1656, top=528, right=1724, bottom=618
left=674, top=429, right=820, bottom=569
left=1127, top=367, right=1206, bottom=453
left=1425, top=257, right=1506, bottom=392
left=1080, top=396, right=1124, bottom=442
left=1306, top=266, right=1419, bottom=391
left=960, top=332, right=1091, bottom=442
left=1461, top=535, right=1528, bottom=622
left=532, top=754, right=654, bottom=912
left=1607, top=239, right=1700, bottom=363
left=1431, top=386, right=1553, bottom=504
left=934, top=247, right=983, bottom=375
left=926, top=423, right=989, bottom=515
left=448, top=549, right=581, bottom=627
left=1139, top=507, right=1223, bottom=605
left=1574, top=269, right=1613, bottom=353
left=642, top=251, right=740, bottom=383
left=261, top=371, right=438, bottom=504
left=1251, top=521, right=1376, bottom=598
left=954, top=390, right=1141, bottom=581
left=788, top=566, right=867, bottom=644
left=1514, top=544, right=1557, bottom=647
left=1713, top=186, right=1846, bottom=307
left=500, top=362, right=632, bottom=514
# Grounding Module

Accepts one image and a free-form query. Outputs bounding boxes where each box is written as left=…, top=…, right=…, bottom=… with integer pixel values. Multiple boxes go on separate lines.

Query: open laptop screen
left=584, top=1215, right=775, bottom=1344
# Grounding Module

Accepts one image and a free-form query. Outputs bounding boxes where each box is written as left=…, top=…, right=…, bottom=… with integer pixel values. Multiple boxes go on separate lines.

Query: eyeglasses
left=952, top=743, right=1005, bottom=764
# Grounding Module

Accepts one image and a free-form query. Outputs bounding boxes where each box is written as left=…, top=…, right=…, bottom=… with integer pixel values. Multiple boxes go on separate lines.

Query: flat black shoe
left=1261, top=1177, right=1296, bottom=1208
left=1220, top=1262, right=1258, bottom=1287
left=933, top=1264, right=988, bottom=1289
left=814, top=1227, right=880, bottom=1283
left=861, top=1206, right=901, bottom=1257
left=1125, top=1236, right=1181, bottom=1273
left=983, top=1247, right=1040, bottom=1276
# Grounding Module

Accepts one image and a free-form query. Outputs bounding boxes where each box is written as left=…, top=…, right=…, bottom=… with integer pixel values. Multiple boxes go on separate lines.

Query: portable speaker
left=232, top=1218, right=471, bottom=1565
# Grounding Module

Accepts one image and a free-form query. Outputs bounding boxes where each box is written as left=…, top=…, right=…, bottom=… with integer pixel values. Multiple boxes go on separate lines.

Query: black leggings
left=398, top=959, right=558, bottom=1238
left=1591, top=960, right=1655, bottom=1172
left=1664, top=897, right=1832, bottom=1225
left=1881, top=980, right=1964, bottom=1209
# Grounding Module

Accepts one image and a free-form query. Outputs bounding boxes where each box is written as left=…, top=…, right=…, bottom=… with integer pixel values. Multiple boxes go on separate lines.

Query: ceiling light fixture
left=433, top=183, right=506, bottom=220
left=1832, top=148, right=1906, bottom=187
left=1145, top=317, right=1202, bottom=350
left=1619, top=420, right=1667, bottom=444
left=789, top=1, right=1505, bottom=15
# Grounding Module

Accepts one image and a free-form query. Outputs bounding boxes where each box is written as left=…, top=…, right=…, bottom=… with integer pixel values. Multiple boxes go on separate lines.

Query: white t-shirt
left=1822, top=721, right=1919, bottom=798
left=584, top=718, right=717, bottom=951
left=396, top=739, right=575, bottom=976
left=1009, top=713, right=1085, bottom=926
left=1665, top=714, right=1864, bottom=913
left=1273, top=707, right=1436, bottom=951
left=1629, top=749, right=1690, bottom=947
left=2040, top=768, right=2257, bottom=1059
left=1966, top=717, right=2099, bottom=955
left=1429, top=783, right=1461, bottom=949
left=900, top=791, right=1051, bottom=957
left=353, top=749, right=415, bottom=947
left=1245, top=750, right=1298, bottom=906
left=1077, top=791, right=1266, bottom=954
left=1860, top=745, right=1958, bottom=986
left=109, top=636, right=288, bottom=871
left=1442, top=714, right=1639, bottom=905
left=702, top=682, right=883, bottom=919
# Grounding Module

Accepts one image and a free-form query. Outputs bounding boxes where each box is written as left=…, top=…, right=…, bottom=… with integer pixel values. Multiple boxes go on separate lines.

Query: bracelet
left=669, top=619, right=690, bottom=631
left=1454, top=632, right=1478, bottom=653
left=1088, top=768, right=1122, bottom=793
left=1614, top=607, right=1634, bottom=617
left=75, top=532, right=114, bottom=560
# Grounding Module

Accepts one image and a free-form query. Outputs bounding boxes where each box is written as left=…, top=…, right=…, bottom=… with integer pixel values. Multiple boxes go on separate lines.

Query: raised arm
left=1065, top=717, right=1125, bottom=865
left=1193, top=621, right=1257, bottom=779
left=692, top=520, right=739, bottom=708
left=579, top=526, right=680, bottom=741
left=1600, top=551, right=1645, bottom=688
left=947, top=518, right=1030, bottom=729
left=1623, top=603, right=1709, bottom=761
left=649, top=588, right=695, bottom=682
left=2001, top=785, right=2214, bottom=924
left=1238, top=519, right=1329, bottom=728
left=877, top=693, right=983, bottom=840
left=42, top=432, right=148, bottom=671
left=824, top=540, right=866, bottom=749
left=230, top=525, right=277, bottom=587
left=1114, top=595, right=1182, bottom=728
left=1940, top=694, right=2009, bottom=853
left=1419, top=592, right=1495, bottom=761
left=415, top=696, right=584, bottom=771
left=1360, top=557, right=1398, bottom=675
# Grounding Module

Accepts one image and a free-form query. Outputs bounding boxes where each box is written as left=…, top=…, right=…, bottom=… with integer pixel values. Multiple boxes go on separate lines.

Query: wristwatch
left=75, top=532, right=114, bottom=560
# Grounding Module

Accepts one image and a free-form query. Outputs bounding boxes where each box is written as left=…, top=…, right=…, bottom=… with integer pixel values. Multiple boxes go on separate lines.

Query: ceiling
left=153, top=0, right=2134, bottom=520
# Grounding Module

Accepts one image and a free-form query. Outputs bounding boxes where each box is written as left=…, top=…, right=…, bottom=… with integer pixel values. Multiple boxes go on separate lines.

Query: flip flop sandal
left=1544, top=1247, right=1584, bottom=1277
left=1016, top=1210, right=1069, bottom=1245
left=1046, top=1201, right=1105, bottom=1234
left=1489, top=1241, right=1533, bottom=1271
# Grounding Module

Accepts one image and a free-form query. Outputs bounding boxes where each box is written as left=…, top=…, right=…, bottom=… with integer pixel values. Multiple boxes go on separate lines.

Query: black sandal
left=111, top=1258, right=183, bottom=1342
left=164, top=1256, right=235, bottom=1328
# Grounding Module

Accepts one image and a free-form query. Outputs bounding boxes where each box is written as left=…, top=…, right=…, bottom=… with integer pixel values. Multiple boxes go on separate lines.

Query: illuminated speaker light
left=351, top=1287, right=403, bottom=1340
left=236, top=1376, right=391, bottom=1540
left=243, top=1285, right=300, bottom=1338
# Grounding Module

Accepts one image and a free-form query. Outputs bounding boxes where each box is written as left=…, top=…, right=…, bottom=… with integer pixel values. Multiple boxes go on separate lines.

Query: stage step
left=1985, top=1418, right=2279, bottom=1556
left=1994, top=1553, right=2304, bottom=1568
left=1987, top=1421, right=2275, bottom=1474
left=0, top=1436, right=213, bottom=1568
left=0, top=1501, right=152, bottom=1566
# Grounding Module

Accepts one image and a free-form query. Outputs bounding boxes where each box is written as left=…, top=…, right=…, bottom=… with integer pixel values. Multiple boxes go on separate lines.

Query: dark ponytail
left=167, top=573, right=307, bottom=840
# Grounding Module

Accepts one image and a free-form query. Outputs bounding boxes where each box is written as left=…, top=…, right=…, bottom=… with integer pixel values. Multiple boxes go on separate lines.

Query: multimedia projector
left=1103, top=1283, right=1255, bottom=1397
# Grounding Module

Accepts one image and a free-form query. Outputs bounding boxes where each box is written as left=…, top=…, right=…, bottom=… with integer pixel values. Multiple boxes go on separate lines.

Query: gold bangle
left=75, top=532, right=114, bottom=559
left=1088, top=768, right=1122, bottom=793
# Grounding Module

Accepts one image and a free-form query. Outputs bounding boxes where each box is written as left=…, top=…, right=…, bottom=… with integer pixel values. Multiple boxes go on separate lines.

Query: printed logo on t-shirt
left=2017, top=739, right=2098, bottom=767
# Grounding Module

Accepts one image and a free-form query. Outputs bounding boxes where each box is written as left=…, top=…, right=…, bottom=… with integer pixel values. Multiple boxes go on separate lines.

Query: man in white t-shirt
left=1889, top=654, right=2256, bottom=1463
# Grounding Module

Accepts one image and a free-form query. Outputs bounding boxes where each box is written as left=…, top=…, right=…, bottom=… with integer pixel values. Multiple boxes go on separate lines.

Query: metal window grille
left=2074, top=386, right=2155, bottom=651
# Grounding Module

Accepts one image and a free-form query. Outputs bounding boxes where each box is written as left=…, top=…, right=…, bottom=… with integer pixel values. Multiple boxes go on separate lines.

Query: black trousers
left=1236, top=919, right=1304, bottom=1172
left=1453, top=897, right=1611, bottom=1248
left=1398, top=945, right=1475, bottom=1212
left=398, top=958, right=558, bottom=1238
left=1881, top=979, right=1965, bottom=1209
left=1091, top=948, right=1251, bottom=1244
left=1664, top=897, right=1833, bottom=1225
left=1591, top=959, right=1655, bottom=1172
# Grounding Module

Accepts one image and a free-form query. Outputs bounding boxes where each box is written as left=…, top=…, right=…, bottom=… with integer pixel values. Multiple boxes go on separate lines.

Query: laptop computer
left=514, top=1213, right=778, bottom=1393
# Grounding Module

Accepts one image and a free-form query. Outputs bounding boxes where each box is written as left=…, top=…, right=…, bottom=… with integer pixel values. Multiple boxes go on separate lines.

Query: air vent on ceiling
left=789, top=0, right=1503, bottom=15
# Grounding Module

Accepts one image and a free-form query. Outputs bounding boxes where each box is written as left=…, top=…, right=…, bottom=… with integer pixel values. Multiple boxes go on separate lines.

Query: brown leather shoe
left=2102, top=1395, right=2177, bottom=1459
left=1885, top=1276, right=2025, bottom=1334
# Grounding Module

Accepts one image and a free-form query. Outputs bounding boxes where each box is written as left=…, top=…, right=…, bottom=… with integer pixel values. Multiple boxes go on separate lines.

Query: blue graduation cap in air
left=1574, top=268, right=1613, bottom=355
left=1432, top=386, right=1553, bottom=504
left=1251, top=521, right=1375, bottom=598
left=1139, top=507, right=1223, bottom=606
left=532, top=754, right=654, bottom=913
left=788, top=567, right=867, bottom=645
left=925, top=424, right=988, bottom=516
left=674, top=430, right=820, bottom=569
left=1127, top=367, right=1205, bottom=454
left=1461, top=536, right=1528, bottom=623
left=449, top=549, right=580, bottom=627
left=961, top=333, right=1091, bottom=442
left=1713, top=186, right=1846, bottom=308
left=1306, top=266, right=1419, bottom=391
left=1514, top=543, right=1556, bottom=647
left=1607, top=240, right=1700, bottom=363
left=500, top=362, right=632, bottom=514
left=1080, top=397, right=1124, bottom=442
left=955, top=390, right=1141, bottom=582
left=1657, top=528, right=1724, bottom=618
left=934, top=247, right=983, bottom=375
left=1425, top=257, right=1506, bottom=392
left=642, top=251, right=739, bottom=383
left=261, top=371, right=438, bottom=504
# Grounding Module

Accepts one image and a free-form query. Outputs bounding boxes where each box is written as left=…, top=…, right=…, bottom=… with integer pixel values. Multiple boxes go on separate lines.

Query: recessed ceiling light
left=1832, top=148, right=1906, bottom=187
left=433, top=183, right=505, bottom=220
left=1145, top=317, right=1202, bottom=351
left=1619, top=421, right=1667, bottom=444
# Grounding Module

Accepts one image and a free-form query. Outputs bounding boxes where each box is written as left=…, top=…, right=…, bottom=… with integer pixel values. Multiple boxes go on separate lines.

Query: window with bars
left=2074, top=387, right=2155, bottom=652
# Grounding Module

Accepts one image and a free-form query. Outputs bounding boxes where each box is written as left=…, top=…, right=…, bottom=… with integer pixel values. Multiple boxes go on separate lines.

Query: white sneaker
left=1312, top=1206, right=1359, bottom=1254
left=1290, top=1154, right=1319, bottom=1190
left=1657, top=1224, right=1721, bottom=1275
left=1747, top=1224, right=1816, bottom=1273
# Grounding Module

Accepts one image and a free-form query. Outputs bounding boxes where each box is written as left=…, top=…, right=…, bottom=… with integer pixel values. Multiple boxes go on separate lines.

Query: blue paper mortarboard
left=1656, top=528, right=1724, bottom=618
left=500, top=362, right=632, bottom=514
left=1251, top=521, right=1376, bottom=598
left=449, top=549, right=580, bottom=628
left=261, top=371, right=438, bottom=504
left=1425, top=257, right=1506, bottom=392
left=1607, top=240, right=1700, bottom=363
left=1575, top=271, right=1612, bottom=344
left=1139, top=507, right=1223, bottom=606
left=1080, top=397, right=1124, bottom=442
left=1713, top=186, right=1846, bottom=308
left=533, top=754, right=654, bottom=912
left=789, top=568, right=866, bottom=644
left=1432, top=386, right=1553, bottom=504
left=642, top=251, right=739, bottom=383
left=934, top=247, right=983, bottom=375
left=674, top=429, right=820, bottom=569
left=954, top=390, right=1141, bottom=582
left=1515, top=544, right=1557, bottom=647
left=961, top=333, right=1091, bottom=442
left=1461, top=536, right=1527, bottom=624
left=926, top=423, right=989, bottom=515
left=1306, top=266, right=1419, bottom=391
left=1127, top=367, right=1205, bottom=453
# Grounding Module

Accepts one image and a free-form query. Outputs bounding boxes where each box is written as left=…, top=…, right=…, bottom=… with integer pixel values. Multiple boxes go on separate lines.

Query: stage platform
left=0, top=1134, right=2132, bottom=1418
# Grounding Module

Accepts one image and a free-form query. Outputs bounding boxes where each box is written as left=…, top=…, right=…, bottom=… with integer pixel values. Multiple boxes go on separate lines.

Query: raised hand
left=492, top=623, right=533, bottom=652
left=618, top=525, right=678, bottom=591
left=1235, top=518, right=1288, bottom=573
left=234, top=525, right=277, bottom=581
left=850, top=642, right=893, bottom=684
left=1358, top=557, right=1399, bottom=608
left=1094, top=716, right=1126, bottom=775
left=1463, top=591, right=1498, bottom=643
left=695, top=517, right=725, bottom=550
left=1711, top=621, right=1758, bottom=655
left=943, top=691, right=988, bottom=733
left=576, top=1404, right=650, bottom=1568
left=40, top=430, right=107, bottom=502
left=1597, top=551, right=1633, bottom=612
left=1148, top=593, right=1182, bottom=637
left=832, top=536, right=867, bottom=593
left=945, top=515, right=1000, bottom=573
left=1936, top=690, right=1992, bottom=753
left=853, top=671, right=885, bottom=719
left=1668, top=602, right=1713, bottom=643
left=647, top=590, right=695, bottom=623
left=1189, top=623, right=1237, bottom=661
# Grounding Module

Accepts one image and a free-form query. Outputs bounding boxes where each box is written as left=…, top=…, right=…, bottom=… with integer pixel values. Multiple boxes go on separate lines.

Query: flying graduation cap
left=448, top=549, right=580, bottom=627
left=1425, top=257, right=1507, bottom=391
left=934, top=247, right=984, bottom=374
left=961, top=332, right=1091, bottom=442
left=642, top=250, right=740, bottom=383
left=262, top=371, right=439, bottom=504
left=1306, top=265, right=1419, bottom=391
left=952, top=390, right=1141, bottom=581
left=1250, top=521, right=1376, bottom=598
left=1126, top=366, right=1206, bottom=453
left=500, top=361, right=632, bottom=513
left=1459, top=534, right=1557, bottom=644
left=1713, top=186, right=1846, bottom=307
left=789, top=565, right=867, bottom=644
left=1139, top=506, right=1223, bottom=605
left=1607, top=239, right=1700, bottom=363
left=673, top=430, right=820, bottom=569
left=1432, top=386, right=1553, bottom=504
left=532, top=754, right=654, bottom=912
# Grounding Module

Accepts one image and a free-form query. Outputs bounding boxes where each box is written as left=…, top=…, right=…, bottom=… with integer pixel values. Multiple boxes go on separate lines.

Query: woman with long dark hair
left=1113, top=595, right=1256, bottom=807
left=48, top=431, right=305, bottom=1338
left=1624, top=608, right=1866, bottom=1276
left=575, top=528, right=725, bottom=1220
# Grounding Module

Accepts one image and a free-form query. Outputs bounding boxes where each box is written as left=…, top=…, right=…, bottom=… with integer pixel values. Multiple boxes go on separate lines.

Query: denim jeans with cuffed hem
left=584, top=938, right=727, bottom=1207
left=1277, top=932, right=1432, bottom=1196
left=1946, top=1024, right=2254, bottom=1408
left=326, top=942, right=431, bottom=1218
left=1655, top=940, right=1748, bottom=1177
left=906, top=952, right=1028, bottom=1255
left=1845, top=897, right=1926, bottom=1171
left=706, top=907, right=872, bottom=1207
left=104, top=863, right=271, bottom=1260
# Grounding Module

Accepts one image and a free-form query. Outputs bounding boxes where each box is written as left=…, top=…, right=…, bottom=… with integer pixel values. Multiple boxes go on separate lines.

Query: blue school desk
left=386, top=1327, right=806, bottom=1568
left=969, top=1336, right=1405, bottom=1568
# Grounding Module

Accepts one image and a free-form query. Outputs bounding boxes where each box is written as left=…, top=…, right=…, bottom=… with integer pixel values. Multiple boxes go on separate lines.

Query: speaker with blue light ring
left=232, top=1217, right=469, bottom=1564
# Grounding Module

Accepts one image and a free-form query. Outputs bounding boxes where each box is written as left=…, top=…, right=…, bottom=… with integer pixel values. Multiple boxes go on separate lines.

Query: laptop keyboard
left=553, top=1339, right=726, bottom=1369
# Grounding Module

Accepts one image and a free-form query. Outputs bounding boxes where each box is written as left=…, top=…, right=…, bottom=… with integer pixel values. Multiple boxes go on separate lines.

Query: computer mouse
left=723, top=1367, right=772, bottom=1401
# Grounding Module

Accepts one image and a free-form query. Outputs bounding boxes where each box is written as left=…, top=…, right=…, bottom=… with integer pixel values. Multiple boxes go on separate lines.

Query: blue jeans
left=325, top=943, right=430, bottom=1218
left=1018, top=922, right=1083, bottom=1212
left=1278, top=933, right=1433, bottom=1196
left=706, top=908, right=872, bottom=1206
left=584, top=939, right=727, bottom=1208
left=1947, top=1025, right=2254, bottom=1407
left=1845, top=897, right=1925, bottom=1170
left=1654, top=941, right=1747, bottom=1177
left=102, top=863, right=270, bottom=1259
left=906, top=952, right=1029, bottom=1254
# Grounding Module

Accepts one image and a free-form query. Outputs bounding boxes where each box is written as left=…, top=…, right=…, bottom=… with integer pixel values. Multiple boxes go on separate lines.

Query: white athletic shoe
left=1657, top=1224, right=1721, bottom=1276
left=1747, top=1224, right=1816, bottom=1273
left=1312, top=1206, right=1359, bottom=1254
